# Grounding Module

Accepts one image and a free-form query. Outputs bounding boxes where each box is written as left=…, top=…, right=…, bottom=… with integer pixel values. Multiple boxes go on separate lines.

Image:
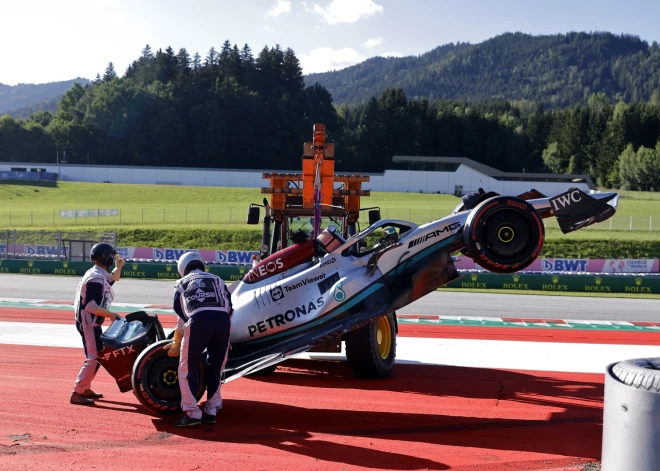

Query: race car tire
left=345, top=312, right=397, bottom=379
left=131, top=339, right=206, bottom=416
left=612, top=358, right=660, bottom=392
left=463, top=196, right=544, bottom=274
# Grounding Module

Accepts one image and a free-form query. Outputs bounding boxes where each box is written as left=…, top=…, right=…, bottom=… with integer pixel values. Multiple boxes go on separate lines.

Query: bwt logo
left=154, top=248, right=196, bottom=260
left=216, top=251, right=259, bottom=264
left=25, top=245, right=67, bottom=255
left=543, top=258, right=588, bottom=272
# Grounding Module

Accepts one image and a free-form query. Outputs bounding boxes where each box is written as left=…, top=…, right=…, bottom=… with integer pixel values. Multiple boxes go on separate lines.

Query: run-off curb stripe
left=0, top=300, right=658, bottom=333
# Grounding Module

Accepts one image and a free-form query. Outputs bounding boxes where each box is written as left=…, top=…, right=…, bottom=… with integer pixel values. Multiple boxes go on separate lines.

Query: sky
left=1, top=0, right=660, bottom=85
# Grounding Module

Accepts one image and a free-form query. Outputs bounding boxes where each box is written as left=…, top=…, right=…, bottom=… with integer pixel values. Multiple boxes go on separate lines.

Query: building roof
left=392, top=156, right=596, bottom=189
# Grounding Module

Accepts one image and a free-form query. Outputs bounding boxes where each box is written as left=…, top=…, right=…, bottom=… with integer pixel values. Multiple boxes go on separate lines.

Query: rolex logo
left=512, top=274, right=520, bottom=283
left=28, top=260, right=34, bottom=267
left=470, top=274, right=478, bottom=282
left=552, top=276, right=559, bottom=284
left=239, top=266, right=245, bottom=275
left=635, top=278, right=643, bottom=286
left=62, top=261, right=69, bottom=268
left=166, top=265, right=172, bottom=272
left=205, top=265, right=210, bottom=272
left=595, top=277, right=602, bottom=286
left=132, top=264, right=138, bottom=270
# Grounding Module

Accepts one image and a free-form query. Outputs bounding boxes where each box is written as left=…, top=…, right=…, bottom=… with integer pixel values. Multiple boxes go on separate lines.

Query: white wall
left=0, top=162, right=590, bottom=195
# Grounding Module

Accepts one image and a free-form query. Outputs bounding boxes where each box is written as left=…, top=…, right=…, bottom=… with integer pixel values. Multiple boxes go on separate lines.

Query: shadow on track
left=149, top=360, right=603, bottom=469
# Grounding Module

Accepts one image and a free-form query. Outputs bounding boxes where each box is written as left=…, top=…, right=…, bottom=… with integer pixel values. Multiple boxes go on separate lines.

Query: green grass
left=1, top=181, right=659, bottom=256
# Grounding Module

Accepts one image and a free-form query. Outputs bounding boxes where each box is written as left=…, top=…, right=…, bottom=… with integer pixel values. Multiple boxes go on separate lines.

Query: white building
left=0, top=156, right=594, bottom=195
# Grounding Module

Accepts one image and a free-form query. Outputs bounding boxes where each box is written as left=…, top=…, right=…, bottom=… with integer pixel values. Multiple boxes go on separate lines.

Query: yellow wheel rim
left=498, top=226, right=515, bottom=243
left=376, top=316, right=392, bottom=359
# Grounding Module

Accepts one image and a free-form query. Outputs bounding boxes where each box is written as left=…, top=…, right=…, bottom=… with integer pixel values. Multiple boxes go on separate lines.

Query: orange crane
left=248, top=124, right=377, bottom=257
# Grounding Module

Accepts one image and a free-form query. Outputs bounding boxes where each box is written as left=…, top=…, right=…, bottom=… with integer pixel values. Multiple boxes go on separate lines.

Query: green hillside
left=305, top=32, right=660, bottom=106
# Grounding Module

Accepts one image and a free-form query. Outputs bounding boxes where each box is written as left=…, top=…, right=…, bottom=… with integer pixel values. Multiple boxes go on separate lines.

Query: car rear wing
left=529, top=188, right=619, bottom=234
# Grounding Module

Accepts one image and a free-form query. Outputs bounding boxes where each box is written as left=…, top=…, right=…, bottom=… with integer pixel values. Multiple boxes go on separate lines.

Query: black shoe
left=202, top=413, right=216, bottom=425
left=70, top=392, right=95, bottom=406
left=174, top=415, right=202, bottom=427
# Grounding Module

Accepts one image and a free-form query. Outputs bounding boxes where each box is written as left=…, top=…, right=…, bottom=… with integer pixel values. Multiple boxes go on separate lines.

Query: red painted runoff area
left=0, top=344, right=600, bottom=471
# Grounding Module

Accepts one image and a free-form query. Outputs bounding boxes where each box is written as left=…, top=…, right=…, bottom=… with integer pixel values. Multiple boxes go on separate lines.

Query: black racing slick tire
left=131, top=339, right=206, bottom=416
left=463, top=196, right=544, bottom=274
left=345, top=312, right=397, bottom=379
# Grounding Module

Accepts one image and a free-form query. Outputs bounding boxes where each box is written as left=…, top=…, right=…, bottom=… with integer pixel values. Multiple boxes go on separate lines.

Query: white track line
left=3, top=321, right=660, bottom=373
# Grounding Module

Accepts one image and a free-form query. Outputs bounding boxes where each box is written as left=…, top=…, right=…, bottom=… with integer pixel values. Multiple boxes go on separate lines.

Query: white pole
left=651, top=216, right=653, bottom=231
left=630, top=215, right=633, bottom=231
left=610, top=217, right=612, bottom=230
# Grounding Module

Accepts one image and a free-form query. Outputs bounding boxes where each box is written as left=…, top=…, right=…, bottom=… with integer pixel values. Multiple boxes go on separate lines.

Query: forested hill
left=305, top=32, right=660, bottom=107
left=0, top=78, right=89, bottom=114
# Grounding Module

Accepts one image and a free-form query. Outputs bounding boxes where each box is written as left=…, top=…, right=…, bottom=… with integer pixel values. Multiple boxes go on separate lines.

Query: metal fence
left=1, top=230, right=117, bottom=260
left=0, top=207, right=657, bottom=231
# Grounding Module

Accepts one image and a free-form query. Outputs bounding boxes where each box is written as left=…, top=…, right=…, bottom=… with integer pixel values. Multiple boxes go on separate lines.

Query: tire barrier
left=1, top=259, right=659, bottom=293
left=602, top=358, right=660, bottom=471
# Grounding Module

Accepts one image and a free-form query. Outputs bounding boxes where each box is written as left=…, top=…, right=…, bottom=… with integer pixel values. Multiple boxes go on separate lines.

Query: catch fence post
left=610, top=217, right=612, bottom=230
left=185, top=207, right=188, bottom=223
left=230, top=207, right=232, bottom=222
left=142, top=208, right=144, bottom=224
left=9, top=211, right=10, bottom=226
left=207, top=207, right=209, bottom=223
left=163, top=208, right=165, bottom=223
left=630, top=215, right=633, bottom=231
left=119, top=208, right=122, bottom=225
left=53, top=210, right=55, bottom=225
left=13, top=229, right=17, bottom=259
left=650, top=216, right=653, bottom=231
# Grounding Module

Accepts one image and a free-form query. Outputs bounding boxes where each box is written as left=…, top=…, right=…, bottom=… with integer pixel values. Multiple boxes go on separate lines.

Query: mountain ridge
left=305, top=32, right=660, bottom=106
left=0, top=78, right=90, bottom=115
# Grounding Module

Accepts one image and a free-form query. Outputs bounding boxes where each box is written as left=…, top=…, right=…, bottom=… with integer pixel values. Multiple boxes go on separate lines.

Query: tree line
left=1, top=40, right=660, bottom=190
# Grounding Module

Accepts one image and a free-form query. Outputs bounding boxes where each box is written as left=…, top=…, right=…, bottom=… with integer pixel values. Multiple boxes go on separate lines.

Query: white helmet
left=177, top=251, right=205, bottom=278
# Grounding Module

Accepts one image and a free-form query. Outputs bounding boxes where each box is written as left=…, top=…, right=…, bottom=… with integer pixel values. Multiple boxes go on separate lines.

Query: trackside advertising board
left=452, top=256, right=660, bottom=273
left=1, top=244, right=658, bottom=273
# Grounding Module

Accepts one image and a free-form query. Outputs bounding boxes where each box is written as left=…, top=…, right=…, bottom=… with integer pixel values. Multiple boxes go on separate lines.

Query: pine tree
left=103, top=62, right=117, bottom=81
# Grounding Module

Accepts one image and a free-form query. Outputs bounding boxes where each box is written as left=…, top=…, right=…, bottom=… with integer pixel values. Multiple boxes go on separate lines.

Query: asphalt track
left=2, top=274, right=660, bottom=470
left=1, top=273, right=659, bottom=321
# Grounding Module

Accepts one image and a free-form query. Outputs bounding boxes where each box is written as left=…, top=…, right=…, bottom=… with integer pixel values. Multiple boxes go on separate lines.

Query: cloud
left=362, top=37, right=383, bottom=49
left=266, top=0, right=292, bottom=17
left=298, top=47, right=366, bottom=74
left=311, top=0, right=383, bottom=25
left=264, top=25, right=275, bottom=32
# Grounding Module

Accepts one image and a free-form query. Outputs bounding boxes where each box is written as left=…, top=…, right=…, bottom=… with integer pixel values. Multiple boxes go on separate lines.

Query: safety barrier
left=441, top=271, right=660, bottom=294
left=1, top=259, right=659, bottom=293
left=0, top=259, right=250, bottom=282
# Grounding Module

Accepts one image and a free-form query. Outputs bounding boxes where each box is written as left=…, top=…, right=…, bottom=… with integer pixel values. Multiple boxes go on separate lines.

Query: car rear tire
left=463, top=196, right=544, bottom=274
left=345, top=312, right=397, bottom=379
left=131, top=339, right=206, bottom=416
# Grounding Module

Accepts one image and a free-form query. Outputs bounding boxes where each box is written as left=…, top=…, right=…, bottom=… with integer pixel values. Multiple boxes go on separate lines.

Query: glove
left=163, top=342, right=181, bottom=357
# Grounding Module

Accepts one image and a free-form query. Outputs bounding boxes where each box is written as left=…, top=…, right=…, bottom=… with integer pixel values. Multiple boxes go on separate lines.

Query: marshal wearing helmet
left=163, top=252, right=232, bottom=427
left=70, top=242, right=125, bottom=406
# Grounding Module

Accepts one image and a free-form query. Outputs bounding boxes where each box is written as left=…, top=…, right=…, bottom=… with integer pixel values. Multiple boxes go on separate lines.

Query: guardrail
left=1, top=259, right=659, bottom=294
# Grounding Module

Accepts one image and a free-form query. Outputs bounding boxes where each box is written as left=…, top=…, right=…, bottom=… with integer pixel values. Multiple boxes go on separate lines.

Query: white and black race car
left=97, top=187, right=618, bottom=415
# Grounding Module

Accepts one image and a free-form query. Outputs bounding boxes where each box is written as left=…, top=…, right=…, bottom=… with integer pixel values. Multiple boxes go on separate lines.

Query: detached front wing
left=549, top=188, right=617, bottom=234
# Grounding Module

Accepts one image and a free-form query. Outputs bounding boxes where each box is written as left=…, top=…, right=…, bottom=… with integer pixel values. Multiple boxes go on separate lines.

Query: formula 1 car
left=96, top=187, right=618, bottom=415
